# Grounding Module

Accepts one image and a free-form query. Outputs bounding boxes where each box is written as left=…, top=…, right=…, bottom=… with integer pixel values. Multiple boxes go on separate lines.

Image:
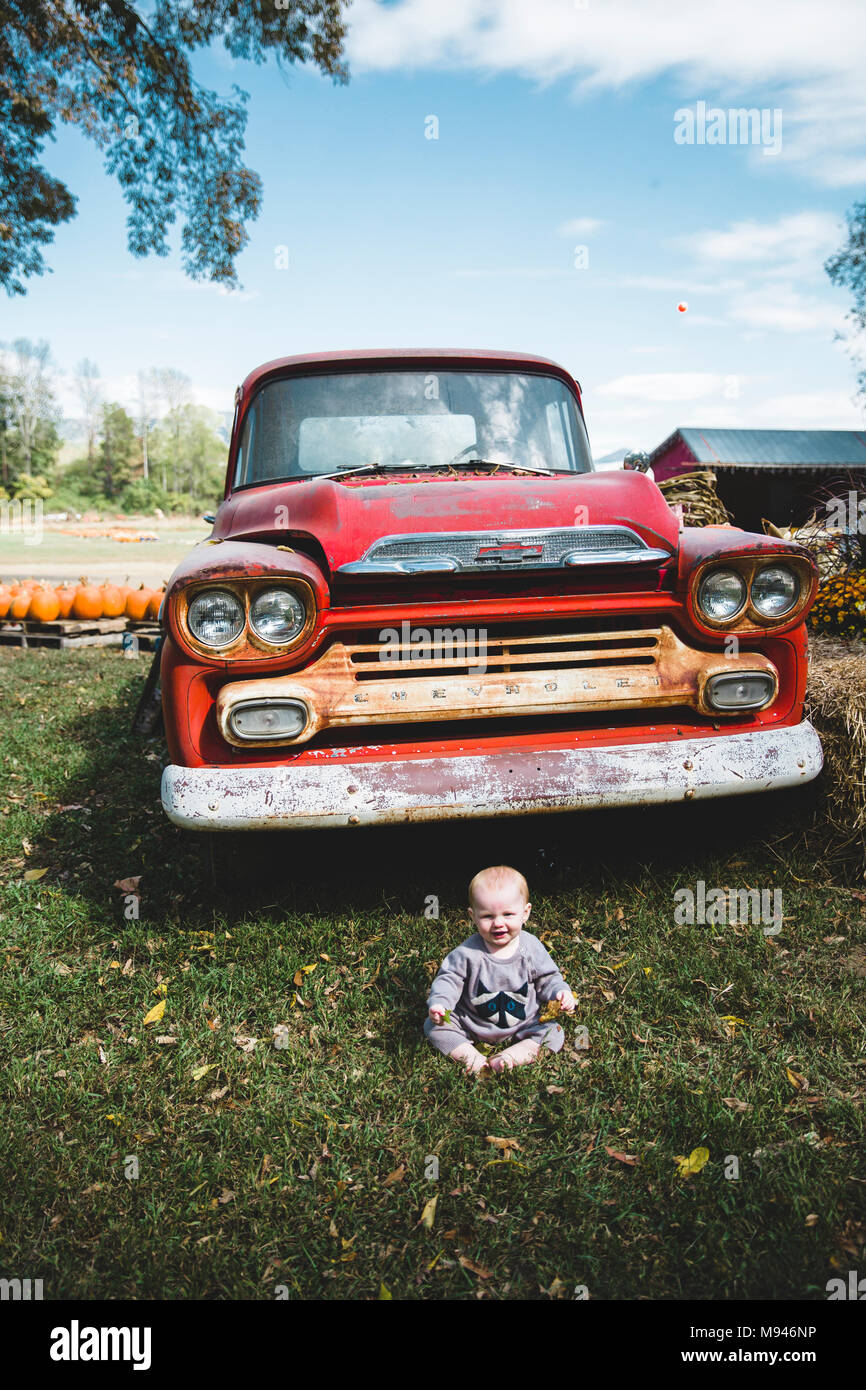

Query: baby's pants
left=424, top=1015, right=565, bottom=1056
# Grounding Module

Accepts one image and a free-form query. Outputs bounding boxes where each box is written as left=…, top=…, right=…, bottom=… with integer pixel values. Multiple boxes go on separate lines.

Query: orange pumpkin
left=125, top=585, right=154, bottom=622
left=71, top=583, right=104, bottom=621
left=56, top=585, right=77, bottom=618
left=28, top=586, right=61, bottom=623
left=146, top=589, right=164, bottom=622
left=100, top=583, right=126, bottom=618
left=0, top=584, right=12, bottom=619
left=10, top=590, right=32, bottom=620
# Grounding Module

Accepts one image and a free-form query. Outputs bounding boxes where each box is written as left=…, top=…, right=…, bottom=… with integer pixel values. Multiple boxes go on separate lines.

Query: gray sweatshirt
left=427, top=931, right=567, bottom=1043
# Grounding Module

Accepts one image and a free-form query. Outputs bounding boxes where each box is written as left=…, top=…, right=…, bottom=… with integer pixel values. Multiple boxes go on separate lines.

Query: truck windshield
left=233, top=370, right=592, bottom=486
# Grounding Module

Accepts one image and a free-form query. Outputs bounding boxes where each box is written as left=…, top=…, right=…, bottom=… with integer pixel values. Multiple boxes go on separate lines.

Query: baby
left=424, top=864, right=575, bottom=1074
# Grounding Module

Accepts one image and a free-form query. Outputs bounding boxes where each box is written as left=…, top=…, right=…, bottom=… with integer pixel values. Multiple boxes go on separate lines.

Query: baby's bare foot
left=450, top=1042, right=489, bottom=1074
left=489, top=1038, right=541, bottom=1072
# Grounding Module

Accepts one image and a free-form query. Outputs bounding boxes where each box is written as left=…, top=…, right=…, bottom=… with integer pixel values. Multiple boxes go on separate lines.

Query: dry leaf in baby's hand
left=539, top=999, right=562, bottom=1022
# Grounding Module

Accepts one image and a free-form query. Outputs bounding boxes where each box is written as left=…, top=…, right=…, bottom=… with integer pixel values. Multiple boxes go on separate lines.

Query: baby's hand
left=556, top=988, right=576, bottom=1014
left=429, top=1006, right=446, bottom=1024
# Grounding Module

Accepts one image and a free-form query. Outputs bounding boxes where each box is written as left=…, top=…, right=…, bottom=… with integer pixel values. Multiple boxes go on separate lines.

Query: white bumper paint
left=161, top=721, right=823, bottom=831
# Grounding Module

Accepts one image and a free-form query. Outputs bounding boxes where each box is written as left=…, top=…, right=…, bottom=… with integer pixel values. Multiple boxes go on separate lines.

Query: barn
left=648, top=427, right=866, bottom=532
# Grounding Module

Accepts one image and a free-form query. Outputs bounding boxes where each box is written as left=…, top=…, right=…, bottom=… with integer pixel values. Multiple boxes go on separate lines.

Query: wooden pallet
left=0, top=617, right=128, bottom=649
left=123, top=623, right=162, bottom=654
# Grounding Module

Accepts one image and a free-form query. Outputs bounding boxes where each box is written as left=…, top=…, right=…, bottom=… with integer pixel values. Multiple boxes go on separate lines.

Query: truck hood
left=214, top=470, right=679, bottom=574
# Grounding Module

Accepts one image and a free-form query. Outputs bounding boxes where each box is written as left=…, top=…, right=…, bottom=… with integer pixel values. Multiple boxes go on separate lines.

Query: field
left=0, top=646, right=863, bottom=1300
left=0, top=515, right=209, bottom=588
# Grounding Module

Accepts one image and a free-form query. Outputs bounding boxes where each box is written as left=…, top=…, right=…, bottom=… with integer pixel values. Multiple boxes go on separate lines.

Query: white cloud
left=594, top=372, right=730, bottom=403
left=347, top=0, right=866, bottom=183
left=728, top=283, right=844, bottom=334
left=675, top=211, right=842, bottom=278
left=557, top=217, right=605, bottom=237
left=747, top=389, right=866, bottom=427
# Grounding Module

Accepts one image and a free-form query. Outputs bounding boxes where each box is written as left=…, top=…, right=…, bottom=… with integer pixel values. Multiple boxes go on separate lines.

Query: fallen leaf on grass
left=722, top=1097, right=750, bottom=1112
left=719, top=1015, right=747, bottom=1035
left=378, top=1282, right=392, bottom=1300
left=191, top=1063, right=219, bottom=1081
left=142, top=1000, right=165, bottom=1026
left=674, top=1147, right=710, bottom=1177
left=23, top=867, right=48, bottom=881
left=458, top=1254, right=492, bottom=1279
left=208, top=1085, right=229, bottom=1101
left=233, top=1034, right=257, bottom=1053
left=113, top=876, right=141, bottom=893
left=293, top=964, right=317, bottom=987
left=786, top=1067, right=809, bottom=1092
left=805, top=1213, right=820, bottom=1227
left=155, top=1035, right=178, bottom=1046
left=419, top=1195, right=438, bottom=1230
left=383, top=1165, right=405, bottom=1186
left=604, top=1146, right=638, bottom=1165
left=485, top=1136, right=521, bottom=1154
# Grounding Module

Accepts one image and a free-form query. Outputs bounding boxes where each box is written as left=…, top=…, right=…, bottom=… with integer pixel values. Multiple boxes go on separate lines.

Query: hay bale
left=805, top=634, right=866, bottom=859
left=657, top=470, right=731, bottom=527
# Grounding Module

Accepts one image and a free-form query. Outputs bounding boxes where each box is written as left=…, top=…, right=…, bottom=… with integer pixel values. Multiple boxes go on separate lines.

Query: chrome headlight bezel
left=690, top=554, right=815, bottom=633
left=178, top=577, right=316, bottom=658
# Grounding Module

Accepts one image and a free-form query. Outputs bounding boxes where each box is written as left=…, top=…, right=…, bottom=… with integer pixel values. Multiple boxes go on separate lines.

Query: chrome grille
left=337, top=526, right=671, bottom=574
left=348, top=619, right=663, bottom=681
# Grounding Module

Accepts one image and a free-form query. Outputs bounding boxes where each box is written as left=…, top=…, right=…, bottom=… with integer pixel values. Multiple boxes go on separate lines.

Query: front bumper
left=161, top=721, right=823, bottom=831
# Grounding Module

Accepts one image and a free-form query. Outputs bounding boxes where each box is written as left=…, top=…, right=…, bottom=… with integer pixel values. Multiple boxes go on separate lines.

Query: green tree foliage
left=825, top=201, right=866, bottom=397
left=147, top=403, right=226, bottom=507
left=0, top=337, right=61, bottom=494
left=0, top=1, right=350, bottom=295
left=97, top=401, right=140, bottom=500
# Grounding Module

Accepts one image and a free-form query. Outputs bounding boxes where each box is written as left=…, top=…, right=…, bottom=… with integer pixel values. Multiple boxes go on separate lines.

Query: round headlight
left=750, top=565, right=799, bottom=619
left=249, top=588, right=306, bottom=644
left=187, top=589, right=245, bottom=647
left=698, top=568, right=747, bottom=623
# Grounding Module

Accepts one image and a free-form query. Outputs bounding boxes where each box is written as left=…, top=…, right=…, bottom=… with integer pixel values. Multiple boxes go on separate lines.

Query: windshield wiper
left=317, top=458, right=556, bottom=481
left=446, top=457, right=556, bottom=477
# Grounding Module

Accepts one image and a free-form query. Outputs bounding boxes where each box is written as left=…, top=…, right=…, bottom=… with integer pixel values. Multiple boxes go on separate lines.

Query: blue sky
left=2, top=0, right=865, bottom=457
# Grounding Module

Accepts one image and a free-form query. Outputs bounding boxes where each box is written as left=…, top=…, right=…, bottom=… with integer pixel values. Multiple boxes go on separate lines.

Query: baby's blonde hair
left=468, top=864, right=529, bottom=908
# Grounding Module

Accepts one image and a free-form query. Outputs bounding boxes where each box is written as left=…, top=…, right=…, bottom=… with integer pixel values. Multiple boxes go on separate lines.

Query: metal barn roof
left=650, top=427, right=866, bottom=470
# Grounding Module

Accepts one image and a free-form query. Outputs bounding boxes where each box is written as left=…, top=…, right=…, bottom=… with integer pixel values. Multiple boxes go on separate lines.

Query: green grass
left=0, top=647, right=863, bottom=1299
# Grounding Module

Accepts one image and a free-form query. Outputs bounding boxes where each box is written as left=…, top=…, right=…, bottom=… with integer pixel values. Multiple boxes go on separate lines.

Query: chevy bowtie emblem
left=475, top=541, right=544, bottom=563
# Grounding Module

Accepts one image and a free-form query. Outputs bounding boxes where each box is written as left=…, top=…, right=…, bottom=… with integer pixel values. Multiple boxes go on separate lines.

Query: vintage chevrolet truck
left=158, top=349, right=823, bottom=830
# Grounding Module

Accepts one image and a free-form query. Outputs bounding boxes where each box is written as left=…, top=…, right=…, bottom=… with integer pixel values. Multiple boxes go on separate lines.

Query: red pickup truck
left=159, top=349, right=822, bottom=831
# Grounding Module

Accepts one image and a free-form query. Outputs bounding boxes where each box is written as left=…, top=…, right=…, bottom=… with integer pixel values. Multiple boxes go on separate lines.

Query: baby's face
left=469, top=884, right=531, bottom=949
